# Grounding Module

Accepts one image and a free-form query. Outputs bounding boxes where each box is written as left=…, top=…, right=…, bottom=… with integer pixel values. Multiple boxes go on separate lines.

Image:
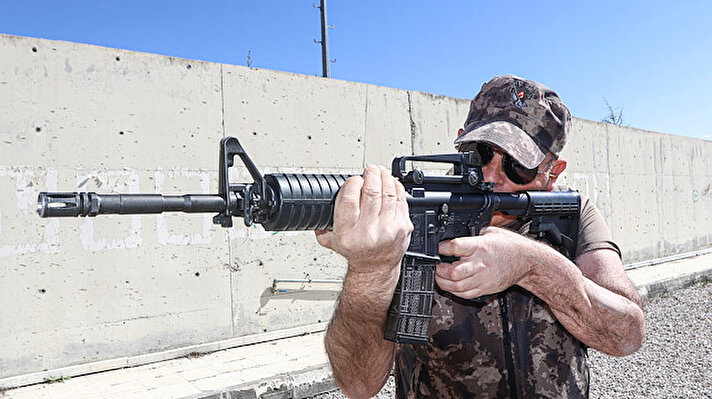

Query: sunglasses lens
left=475, top=143, right=495, bottom=165
left=503, top=155, right=538, bottom=185
left=461, top=142, right=541, bottom=185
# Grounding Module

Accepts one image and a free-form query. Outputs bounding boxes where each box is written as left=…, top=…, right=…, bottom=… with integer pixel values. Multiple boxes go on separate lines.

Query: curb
left=183, top=365, right=337, bottom=399
left=637, top=270, right=711, bottom=302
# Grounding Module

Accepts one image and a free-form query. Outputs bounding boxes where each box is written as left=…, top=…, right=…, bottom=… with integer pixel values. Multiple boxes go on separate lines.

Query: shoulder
left=553, top=187, right=622, bottom=260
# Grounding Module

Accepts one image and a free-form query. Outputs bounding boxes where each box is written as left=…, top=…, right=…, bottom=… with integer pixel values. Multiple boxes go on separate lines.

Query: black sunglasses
left=461, top=142, right=551, bottom=185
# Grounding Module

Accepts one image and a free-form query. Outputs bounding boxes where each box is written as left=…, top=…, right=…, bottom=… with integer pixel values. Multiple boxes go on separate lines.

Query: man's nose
left=482, top=152, right=507, bottom=186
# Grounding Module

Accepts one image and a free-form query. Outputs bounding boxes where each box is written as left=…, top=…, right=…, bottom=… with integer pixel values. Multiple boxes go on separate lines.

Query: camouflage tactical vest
left=395, top=287, right=589, bottom=398
left=395, top=222, right=588, bottom=398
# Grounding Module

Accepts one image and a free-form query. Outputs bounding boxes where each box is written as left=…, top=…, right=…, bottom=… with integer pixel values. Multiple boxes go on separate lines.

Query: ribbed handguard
left=261, top=173, right=351, bottom=230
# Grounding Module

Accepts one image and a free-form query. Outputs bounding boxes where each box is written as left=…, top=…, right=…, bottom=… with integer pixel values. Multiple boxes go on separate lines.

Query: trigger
left=439, top=255, right=460, bottom=263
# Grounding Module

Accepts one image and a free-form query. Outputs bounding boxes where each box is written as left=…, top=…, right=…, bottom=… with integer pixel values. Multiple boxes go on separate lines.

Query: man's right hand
left=318, top=165, right=413, bottom=399
left=315, top=164, right=413, bottom=277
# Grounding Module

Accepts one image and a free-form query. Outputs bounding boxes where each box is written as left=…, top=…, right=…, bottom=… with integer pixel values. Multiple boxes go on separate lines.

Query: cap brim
left=454, top=121, right=547, bottom=169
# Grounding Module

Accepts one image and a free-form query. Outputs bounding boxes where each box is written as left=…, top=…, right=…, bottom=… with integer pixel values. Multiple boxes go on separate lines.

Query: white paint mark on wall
left=227, top=224, right=304, bottom=240
left=0, top=167, right=59, bottom=257
left=78, top=171, right=142, bottom=251
left=154, top=169, right=212, bottom=245
left=37, top=169, right=60, bottom=254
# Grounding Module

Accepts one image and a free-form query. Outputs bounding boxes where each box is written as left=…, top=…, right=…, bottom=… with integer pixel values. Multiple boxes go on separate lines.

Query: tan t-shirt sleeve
left=575, top=194, right=621, bottom=259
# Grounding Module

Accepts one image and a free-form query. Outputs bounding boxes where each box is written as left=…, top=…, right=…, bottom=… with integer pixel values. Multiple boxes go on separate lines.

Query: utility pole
left=314, top=0, right=331, bottom=78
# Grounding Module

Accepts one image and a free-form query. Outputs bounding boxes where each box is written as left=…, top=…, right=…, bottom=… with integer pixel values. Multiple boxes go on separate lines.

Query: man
left=316, top=76, right=645, bottom=398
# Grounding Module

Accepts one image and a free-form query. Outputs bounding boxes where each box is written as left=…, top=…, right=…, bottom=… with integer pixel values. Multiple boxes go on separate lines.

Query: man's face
left=461, top=141, right=559, bottom=227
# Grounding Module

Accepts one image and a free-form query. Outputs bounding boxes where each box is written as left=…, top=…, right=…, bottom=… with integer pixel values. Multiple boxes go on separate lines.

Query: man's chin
left=489, top=212, right=516, bottom=227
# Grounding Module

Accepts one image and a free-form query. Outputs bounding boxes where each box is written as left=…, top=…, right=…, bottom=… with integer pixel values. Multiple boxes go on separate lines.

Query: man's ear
left=547, top=159, right=567, bottom=188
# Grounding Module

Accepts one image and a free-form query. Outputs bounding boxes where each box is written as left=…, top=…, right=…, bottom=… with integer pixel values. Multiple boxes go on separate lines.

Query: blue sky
left=2, top=1, right=711, bottom=140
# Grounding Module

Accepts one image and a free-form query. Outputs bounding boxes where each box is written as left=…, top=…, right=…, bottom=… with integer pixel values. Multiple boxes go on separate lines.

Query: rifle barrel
left=37, top=192, right=226, bottom=217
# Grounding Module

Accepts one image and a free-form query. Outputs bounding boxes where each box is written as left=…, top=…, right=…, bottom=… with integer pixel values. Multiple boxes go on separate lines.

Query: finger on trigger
left=438, top=237, right=474, bottom=257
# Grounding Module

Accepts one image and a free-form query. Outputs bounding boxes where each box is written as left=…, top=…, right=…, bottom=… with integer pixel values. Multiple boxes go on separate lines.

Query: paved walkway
left=4, top=252, right=712, bottom=399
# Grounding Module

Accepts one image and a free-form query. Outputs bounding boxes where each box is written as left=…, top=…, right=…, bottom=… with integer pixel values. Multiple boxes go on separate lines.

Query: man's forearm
left=325, top=267, right=398, bottom=399
left=518, top=244, right=645, bottom=357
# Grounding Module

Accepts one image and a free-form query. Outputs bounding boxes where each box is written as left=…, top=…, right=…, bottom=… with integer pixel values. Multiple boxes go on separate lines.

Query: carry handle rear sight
left=391, top=151, right=494, bottom=192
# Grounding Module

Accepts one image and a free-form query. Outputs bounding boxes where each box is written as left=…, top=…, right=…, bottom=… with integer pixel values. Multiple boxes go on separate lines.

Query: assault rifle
left=37, top=136, right=580, bottom=345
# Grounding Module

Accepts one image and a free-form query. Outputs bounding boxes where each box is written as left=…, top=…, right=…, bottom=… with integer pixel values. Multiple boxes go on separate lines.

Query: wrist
left=346, top=255, right=401, bottom=283
left=516, top=242, right=569, bottom=293
left=345, top=260, right=400, bottom=293
left=504, top=232, right=539, bottom=288
left=337, top=261, right=400, bottom=323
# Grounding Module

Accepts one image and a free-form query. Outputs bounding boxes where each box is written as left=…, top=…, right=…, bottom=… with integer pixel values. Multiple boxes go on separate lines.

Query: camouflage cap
left=454, top=75, right=572, bottom=169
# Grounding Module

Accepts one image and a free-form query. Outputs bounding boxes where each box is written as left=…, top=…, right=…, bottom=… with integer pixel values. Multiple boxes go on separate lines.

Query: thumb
left=314, top=230, right=333, bottom=249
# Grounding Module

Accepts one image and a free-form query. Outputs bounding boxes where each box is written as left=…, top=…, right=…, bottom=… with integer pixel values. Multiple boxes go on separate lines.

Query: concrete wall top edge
left=1, top=33, right=218, bottom=69
left=4, top=33, right=709, bottom=145
left=406, top=88, right=470, bottom=103
left=572, top=117, right=711, bottom=144
left=2, top=33, right=438, bottom=99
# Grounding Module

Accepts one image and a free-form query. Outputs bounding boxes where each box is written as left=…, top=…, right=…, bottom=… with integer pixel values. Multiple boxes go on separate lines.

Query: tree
left=601, top=96, right=626, bottom=126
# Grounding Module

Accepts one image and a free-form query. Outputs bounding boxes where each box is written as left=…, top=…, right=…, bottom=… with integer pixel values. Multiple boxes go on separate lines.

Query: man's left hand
left=435, top=227, right=533, bottom=299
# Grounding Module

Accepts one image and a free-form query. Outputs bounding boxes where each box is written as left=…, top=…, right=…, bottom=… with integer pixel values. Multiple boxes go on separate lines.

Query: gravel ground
left=589, top=281, right=712, bottom=398
left=313, top=281, right=712, bottom=398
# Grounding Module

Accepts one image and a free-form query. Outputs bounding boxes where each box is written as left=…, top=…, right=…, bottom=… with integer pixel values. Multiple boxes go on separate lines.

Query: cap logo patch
left=510, top=81, right=536, bottom=109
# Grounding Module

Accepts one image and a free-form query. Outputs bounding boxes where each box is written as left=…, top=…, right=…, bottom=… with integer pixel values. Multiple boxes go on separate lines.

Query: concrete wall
left=0, top=34, right=710, bottom=381
left=559, top=121, right=712, bottom=262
